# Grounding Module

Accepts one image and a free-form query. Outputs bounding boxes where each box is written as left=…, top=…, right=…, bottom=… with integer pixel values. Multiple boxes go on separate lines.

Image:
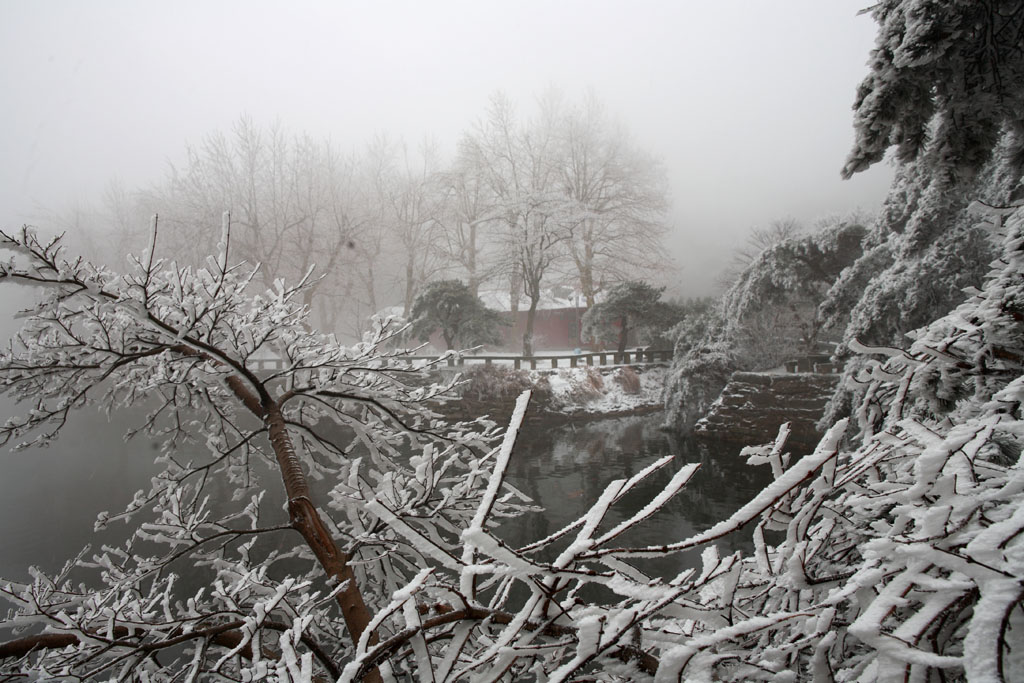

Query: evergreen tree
left=843, top=0, right=1024, bottom=179
left=581, top=281, right=681, bottom=354
left=722, top=216, right=867, bottom=366
left=409, top=279, right=505, bottom=350
left=819, top=0, right=1024, bottom=423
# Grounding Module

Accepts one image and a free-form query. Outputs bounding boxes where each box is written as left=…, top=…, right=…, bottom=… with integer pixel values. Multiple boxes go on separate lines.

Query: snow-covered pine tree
left=842, top=0, right=1024, bottom=179
left=715, top=201, right=1024, bottom=681
left=663, top=215, right=867, bottom=433
left=820, top=0, right=1024, bottom=428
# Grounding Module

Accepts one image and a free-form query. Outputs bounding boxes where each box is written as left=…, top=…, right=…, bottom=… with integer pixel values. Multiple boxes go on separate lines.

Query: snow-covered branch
left=4, top=206, right=1024, bottom=679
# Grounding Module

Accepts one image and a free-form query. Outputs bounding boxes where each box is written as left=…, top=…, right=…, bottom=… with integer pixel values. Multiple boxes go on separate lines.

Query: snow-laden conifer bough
left=1, top=206, right=1023, bottom=680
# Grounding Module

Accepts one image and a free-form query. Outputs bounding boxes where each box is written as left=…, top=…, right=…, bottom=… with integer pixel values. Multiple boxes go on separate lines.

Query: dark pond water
left=0, top=402, right=164, bottom=581
left=497, top=415, right=774, bottom=578
left=0, top=406, right=773, bottom=583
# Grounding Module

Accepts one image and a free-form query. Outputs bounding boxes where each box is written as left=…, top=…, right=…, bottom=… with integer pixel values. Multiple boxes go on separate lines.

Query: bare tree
left=0, top=225, right=492, bottom=681
left=558, top=93, right=670, bottom=308
left=32, top=177, right=152, bottom=270
left=377, top=139, right=447, bottom=317
left=464, top=93, right=577, bottom=356
left=137, top=117, right=367, bottom=331
left=433, top=140, right=504, bottom=296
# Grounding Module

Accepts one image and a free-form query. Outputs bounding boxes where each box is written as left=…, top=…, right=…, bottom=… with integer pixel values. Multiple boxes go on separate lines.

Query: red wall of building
left=496, top=307, right=590, bottom=352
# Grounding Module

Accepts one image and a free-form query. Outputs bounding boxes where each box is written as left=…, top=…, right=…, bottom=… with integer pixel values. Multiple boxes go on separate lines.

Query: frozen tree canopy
left=59, top=91, right=672, bottom=346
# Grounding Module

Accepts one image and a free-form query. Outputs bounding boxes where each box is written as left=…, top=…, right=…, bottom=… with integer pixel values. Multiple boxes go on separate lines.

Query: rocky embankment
left=694, top=371, right=840, bottom=448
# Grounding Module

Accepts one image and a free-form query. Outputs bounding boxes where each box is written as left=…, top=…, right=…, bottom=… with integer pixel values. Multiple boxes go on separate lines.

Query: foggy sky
left=0, top=0, right=893, bottom=296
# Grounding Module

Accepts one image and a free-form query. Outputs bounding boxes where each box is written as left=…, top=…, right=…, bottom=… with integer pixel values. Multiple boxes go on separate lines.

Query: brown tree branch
left=0, top=620, right=340, bottom=679
left=349, top=603, right=660, bottom=680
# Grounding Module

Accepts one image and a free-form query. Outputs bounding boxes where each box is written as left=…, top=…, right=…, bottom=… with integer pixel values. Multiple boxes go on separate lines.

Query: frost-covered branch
left=0, top=227, right=513, bottom=681
left=4, top=205, right=1024, bottom=679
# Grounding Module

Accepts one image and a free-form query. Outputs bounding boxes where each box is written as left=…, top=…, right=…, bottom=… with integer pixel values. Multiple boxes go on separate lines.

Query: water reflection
left=0, top=407, right=773, bottom=586
left=0, top=401, right=163, bottom=580
left=498, top=415, right=774, bottom=579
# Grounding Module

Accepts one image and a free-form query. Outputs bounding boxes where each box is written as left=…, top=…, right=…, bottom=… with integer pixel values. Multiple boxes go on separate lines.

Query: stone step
left=695, top=370, right=840, bottom=449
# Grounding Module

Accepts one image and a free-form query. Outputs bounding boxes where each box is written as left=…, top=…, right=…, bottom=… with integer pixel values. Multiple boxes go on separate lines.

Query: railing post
left=514, top=359, right=521, bottom=370
left=599, top=353, right=607, bottom=365
left=551, top=357, right=558, bottom=368
left=485, top=358, right=493, bottom=365
left=530, top=358, right=537, bottom=370
left=570, top=355, right=577, bottom=368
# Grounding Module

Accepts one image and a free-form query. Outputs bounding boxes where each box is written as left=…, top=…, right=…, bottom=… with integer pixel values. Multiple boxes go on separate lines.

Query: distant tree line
left=49, top=91, right=670, bottom=354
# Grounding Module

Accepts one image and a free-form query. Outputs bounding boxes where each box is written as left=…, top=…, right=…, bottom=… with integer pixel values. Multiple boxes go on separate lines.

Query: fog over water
left=1, top=1, right=893, bottom=297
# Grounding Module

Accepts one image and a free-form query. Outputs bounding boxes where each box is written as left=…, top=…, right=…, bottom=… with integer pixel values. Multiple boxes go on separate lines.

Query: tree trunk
left=178, top=345, right=383, bottom=681
left=365, top=261, right=378, bottom=316
left=263, top=401, right=382, bottom=683
left=467, top=221, right=478, bottom=297
left=523, top=298, right=539, bottom=357
left=582, top=233, right=596, bottom=309
left=403, top=260, right=416, bottom=318
left=509, top=266, right=521, bottom=316
left=617, top=315, right=629, bottom=355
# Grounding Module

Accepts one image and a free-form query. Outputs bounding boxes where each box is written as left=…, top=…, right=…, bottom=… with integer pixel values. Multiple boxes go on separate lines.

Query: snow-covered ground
left=533, top=365, right=667, bottom=414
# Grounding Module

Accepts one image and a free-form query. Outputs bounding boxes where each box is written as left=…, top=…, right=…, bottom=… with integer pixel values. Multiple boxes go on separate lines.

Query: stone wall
left=694, top=371, right=839, bottom=449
